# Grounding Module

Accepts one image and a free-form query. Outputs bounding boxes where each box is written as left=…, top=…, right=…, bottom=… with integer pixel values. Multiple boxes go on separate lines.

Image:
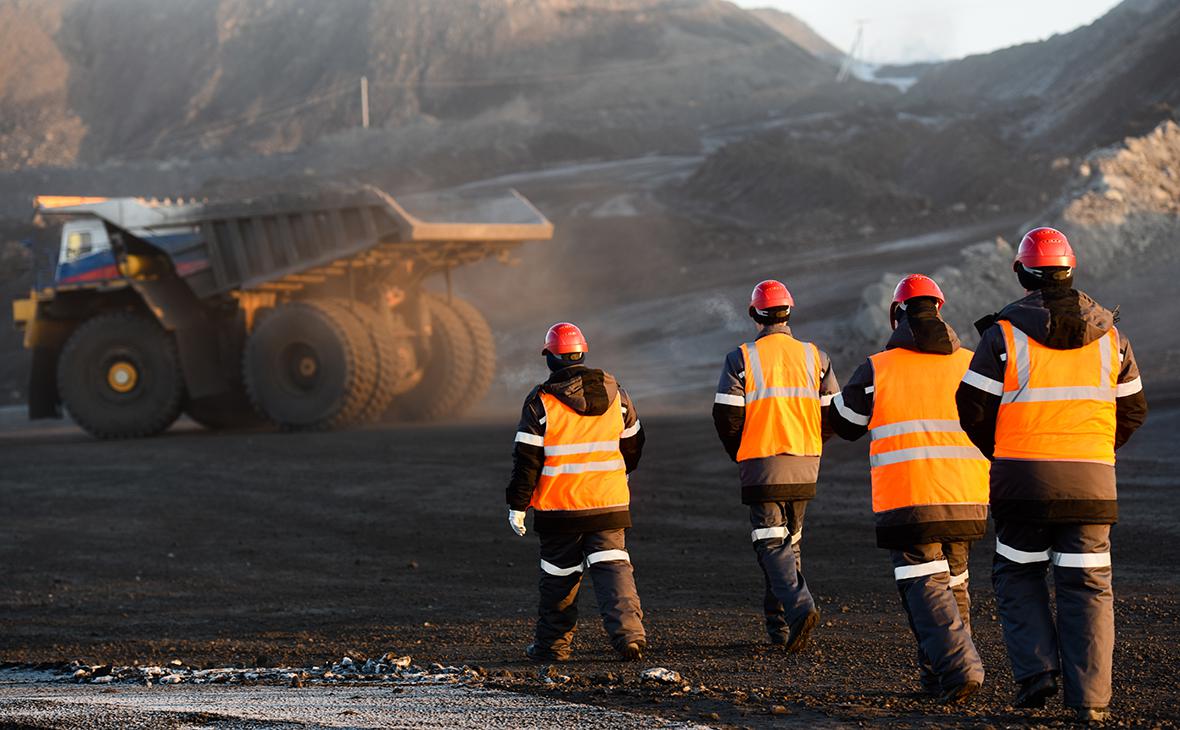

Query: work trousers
left=993, top=520, right=1114, bottom=709
left=534, top=528, right=645, bottom=656
left=749, top=500, right=814, bottom=639
left=890, top=541, right=984, bottom=693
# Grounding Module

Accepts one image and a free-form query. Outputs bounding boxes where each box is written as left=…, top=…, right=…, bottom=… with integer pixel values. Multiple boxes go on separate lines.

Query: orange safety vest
left=736, top=333, right=823, bottom=462
left=530, top=391, right=630, bottom=513
left=867, top=348, right=990, bottom=513
left=994, top=320, right=1118, bottom=465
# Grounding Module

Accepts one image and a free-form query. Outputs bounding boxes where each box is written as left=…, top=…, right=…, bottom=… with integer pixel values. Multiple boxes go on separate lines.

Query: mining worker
left=956, top=228, right=1147, bottom=722
left=712, top=280, right=839, bottom=651
left=505, top=322, right=647, bottom=662
left=829, top=274, right=988, bottom=704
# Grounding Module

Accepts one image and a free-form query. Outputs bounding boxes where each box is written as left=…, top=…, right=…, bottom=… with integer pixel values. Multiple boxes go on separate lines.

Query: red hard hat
left=750, top=280, right=794, bottom=312
left=892, top=274, right=945, bottom=308
left=543, top=322, right=588, bottom=356
left=1015, top=227, right=1076, bottom=268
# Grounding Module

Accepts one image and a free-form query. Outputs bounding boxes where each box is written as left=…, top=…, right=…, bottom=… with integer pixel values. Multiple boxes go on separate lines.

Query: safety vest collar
left=755, top=324, right=792, bottom=340
left=998, top=320, right=1117, bottom=405
left=744, top=336, right=819, bottom=404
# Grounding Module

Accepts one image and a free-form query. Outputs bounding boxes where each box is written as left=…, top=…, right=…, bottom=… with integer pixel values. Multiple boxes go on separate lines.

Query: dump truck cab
left=56, top=218, right=118, bottom=285
left=14, top=187, right=553, bottom=438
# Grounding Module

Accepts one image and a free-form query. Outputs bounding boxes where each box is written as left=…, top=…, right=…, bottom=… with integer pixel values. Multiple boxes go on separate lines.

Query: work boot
left=525, top=643, right=569, bottom=663
left=1014, top=672, right=1058, bottom=709
left=618, top=639, right=646, bottom=662
left=784, top=609, right=820, bottom=653
left=1073, top=707, right=1111, bottom=724
left=768, top=632, right=789, bottom=648
left=940, top=680, right=981, bottom=705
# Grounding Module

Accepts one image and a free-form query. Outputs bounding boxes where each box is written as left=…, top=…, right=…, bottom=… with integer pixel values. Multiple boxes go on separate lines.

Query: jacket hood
left=997, top=288, right=1114, bottom=349
left=887, top=309, right=960, bottom=355
left=542, top=366, right=618, bottom=416
left=755, top=323, right=793, bottom=339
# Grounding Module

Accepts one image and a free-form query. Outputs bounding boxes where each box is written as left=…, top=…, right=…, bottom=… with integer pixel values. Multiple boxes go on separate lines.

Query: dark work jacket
left=831, top=311, right=988, bottom=548
left=506, top=366, right=645, bottom=534
left=956, top=288, right=1147, bottom=524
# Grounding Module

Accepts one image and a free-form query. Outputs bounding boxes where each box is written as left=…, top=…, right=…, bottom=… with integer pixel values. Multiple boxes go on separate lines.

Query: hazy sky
left=735, top=0, right=1123, bottom=63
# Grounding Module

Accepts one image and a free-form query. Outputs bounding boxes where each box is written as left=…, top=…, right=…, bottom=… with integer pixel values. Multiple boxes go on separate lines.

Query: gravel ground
left=0, top=407, right=1177, bottom=728
left=0, top=677, right=702, bottom=729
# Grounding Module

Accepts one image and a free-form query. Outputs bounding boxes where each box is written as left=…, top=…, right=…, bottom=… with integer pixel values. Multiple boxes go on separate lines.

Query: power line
left=112, top=34, right=818, bottom=159
left=116, top=80, right=358, bottom=159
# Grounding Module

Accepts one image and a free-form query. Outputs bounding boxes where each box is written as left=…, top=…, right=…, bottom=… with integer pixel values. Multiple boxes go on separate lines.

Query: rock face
left=0, top=0, right=839, bottom=169
left=849, top=121, right=1180, bottom=358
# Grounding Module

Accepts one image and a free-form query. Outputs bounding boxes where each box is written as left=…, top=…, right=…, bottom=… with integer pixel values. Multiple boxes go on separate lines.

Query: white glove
left=508, top=509, right=527, bottom=537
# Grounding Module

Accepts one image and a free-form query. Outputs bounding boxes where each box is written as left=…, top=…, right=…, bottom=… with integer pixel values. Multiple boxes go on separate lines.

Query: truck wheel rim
left=281, top=342, right=320, bottom=391
left=107, top=361, right=139, bottom=393
left=298, top=356, right=317, bottom=378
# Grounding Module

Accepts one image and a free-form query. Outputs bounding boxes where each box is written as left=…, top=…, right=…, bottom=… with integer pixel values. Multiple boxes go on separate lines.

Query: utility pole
left=361, top=76, right=370, bottom=129
left=837, top=20, right=866, bottom=83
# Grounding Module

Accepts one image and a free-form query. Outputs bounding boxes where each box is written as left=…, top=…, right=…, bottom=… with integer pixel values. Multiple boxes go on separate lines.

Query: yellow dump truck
left=13, top=186, right=553, bottom=438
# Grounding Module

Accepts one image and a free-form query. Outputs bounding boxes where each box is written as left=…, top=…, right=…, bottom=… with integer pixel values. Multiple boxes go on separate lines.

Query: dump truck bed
left=35, top=187, right=553, bottom=298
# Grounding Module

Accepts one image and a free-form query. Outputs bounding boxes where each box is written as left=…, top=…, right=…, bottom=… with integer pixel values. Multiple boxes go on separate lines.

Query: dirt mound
left=0, top=0, right=841, bottom=169
left=847, top=120, right=1180, bottom=373
left=681, top=108, right=1064, bottom=242
left=905, top=0, right=1180, bottom=153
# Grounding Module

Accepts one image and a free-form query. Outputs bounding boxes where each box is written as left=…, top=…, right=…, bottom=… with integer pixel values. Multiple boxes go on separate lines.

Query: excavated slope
left=0, top=0, right=837, bottom=169
left=0, top=1, right=84, bottom=168
left=684, top=0, right=1180, bottom=247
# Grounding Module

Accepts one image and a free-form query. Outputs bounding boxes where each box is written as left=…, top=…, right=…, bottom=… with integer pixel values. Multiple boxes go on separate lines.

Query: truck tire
left=331, top=301, right=406, bottom=423
left=57, top=311, right=185, bottom=439
left=315, top=299, right=383, bottom=426
left=443, top=295, right=497, bottom=408
left=393, top=293, right=477, bottom=421
left=243, top=300, right=376, bottom=430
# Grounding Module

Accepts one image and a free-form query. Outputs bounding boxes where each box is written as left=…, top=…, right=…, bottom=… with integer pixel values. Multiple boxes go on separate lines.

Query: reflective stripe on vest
left=530, top=392, right=630, bottom=513
left=994, top=320, right=1118, bottom=465
left=867, top=348, right=990, bottom=514
left=736, top=334, right=823, bottom=461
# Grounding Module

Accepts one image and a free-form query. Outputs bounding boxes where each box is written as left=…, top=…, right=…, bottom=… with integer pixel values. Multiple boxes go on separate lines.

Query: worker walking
left=830, top=274, right=988, bottom=704
left=957, top=228, right=1147, bottom=722
left=506, top=322, right=647, bottom=662
left=713, top=280, right=839, bottom=651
